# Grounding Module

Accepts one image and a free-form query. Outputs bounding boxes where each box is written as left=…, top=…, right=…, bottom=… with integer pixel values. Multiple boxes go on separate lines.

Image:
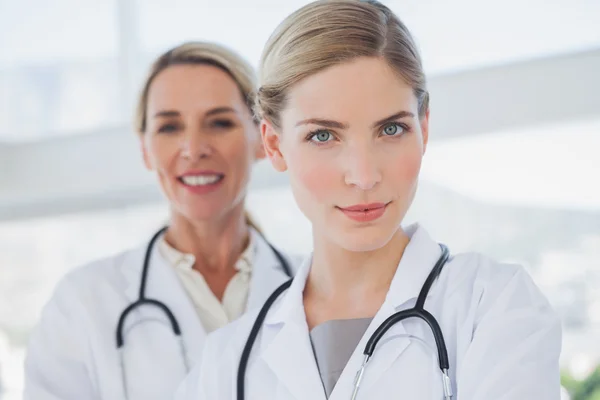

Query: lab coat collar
left=122, top=228, right=168, bottom=303
left=246, top=228, right=295, bottom=310
left=122, top=227, right=293, bottom=315
left=337, top=223, right=445, bottom=398
left=260, top=256, right=325, bottom=400
left=264, top=254, right=311, bottom=326
left=259, top=223, right=445, bottom=399
left=264, top=223, right=443, bottom=326
left=121, top=228, right=207, bottom=362
left=157, top=228, right=257, bottom=274
left=386, top=223, right=445, bottom=309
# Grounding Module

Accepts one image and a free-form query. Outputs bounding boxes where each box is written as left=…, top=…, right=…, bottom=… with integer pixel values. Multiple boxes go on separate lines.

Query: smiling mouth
left=177, top=174, right=224, bottom=186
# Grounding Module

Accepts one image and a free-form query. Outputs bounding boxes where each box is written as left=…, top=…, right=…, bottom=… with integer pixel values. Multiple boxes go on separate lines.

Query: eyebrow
left=205, top=106, right=237, bottom=117
left=295, top=110, right=415, bottom=130
left=372, top=111, right=415, bottom=128
left=295, top=118, right=348, bottom=129
left=153, top=106, right=237, bottom=119
left=153, top=110, right=180, bottom=118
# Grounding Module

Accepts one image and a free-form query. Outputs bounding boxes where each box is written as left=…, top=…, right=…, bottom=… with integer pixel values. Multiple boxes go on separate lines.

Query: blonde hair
left=256, top=0, right=428, bottom=129
left=135, top=41, right=257, bottom=134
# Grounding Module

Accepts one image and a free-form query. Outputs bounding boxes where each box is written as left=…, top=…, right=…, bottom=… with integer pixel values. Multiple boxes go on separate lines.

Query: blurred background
left=0, top=0, right=598, bottom=398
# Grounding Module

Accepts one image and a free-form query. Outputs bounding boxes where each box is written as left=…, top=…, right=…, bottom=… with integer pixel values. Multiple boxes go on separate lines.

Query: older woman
left=24, top=41, right=300, bottom=400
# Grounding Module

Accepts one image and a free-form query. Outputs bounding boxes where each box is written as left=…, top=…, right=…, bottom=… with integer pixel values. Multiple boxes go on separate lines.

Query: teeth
left=181, top=175, right=222, bottom=186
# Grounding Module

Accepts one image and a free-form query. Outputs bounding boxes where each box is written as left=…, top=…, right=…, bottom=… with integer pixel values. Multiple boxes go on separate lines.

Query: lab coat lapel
left=145, top=245, right=206, bottom=358
left=384, top=224, right=445, bottom=308
left=122, top=244, right=146, bottom=305
left=259, top=258, right=327, bottom=400
left=331, top=224, right=445, bottom=399
left=247, top=229, right=295, bottom=311
left=121, top=236, right=206, bottom=363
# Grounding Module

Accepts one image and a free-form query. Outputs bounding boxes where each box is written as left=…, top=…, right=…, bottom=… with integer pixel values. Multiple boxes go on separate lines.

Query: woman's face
left=141, top=64, right=263, bottom=223
left=263, top=57, right=429, bottom=252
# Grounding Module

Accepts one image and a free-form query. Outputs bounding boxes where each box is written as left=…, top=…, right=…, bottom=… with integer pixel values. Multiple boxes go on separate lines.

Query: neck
left=304, top=227, right=410, bottom=325
left=164, top=205, right=250, bottom=274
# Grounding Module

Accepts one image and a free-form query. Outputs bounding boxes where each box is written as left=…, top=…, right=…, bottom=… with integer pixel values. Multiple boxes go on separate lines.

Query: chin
left=177, top=201, right=230, bottom=223
left=330, top=225, right=398, bottom=253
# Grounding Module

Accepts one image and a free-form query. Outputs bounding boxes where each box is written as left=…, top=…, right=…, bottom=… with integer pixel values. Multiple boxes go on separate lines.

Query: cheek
left=223, top=133, right=254, bottom=171
left=147, top=136, right=177, bottom=172
left=288, top=149, right=339, bottom=206
left=388, top=149, right=422, bottom=192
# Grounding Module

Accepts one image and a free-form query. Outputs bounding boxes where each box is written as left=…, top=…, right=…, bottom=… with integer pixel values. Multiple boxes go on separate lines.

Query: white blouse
left=157, top=234, right=255, bottom=333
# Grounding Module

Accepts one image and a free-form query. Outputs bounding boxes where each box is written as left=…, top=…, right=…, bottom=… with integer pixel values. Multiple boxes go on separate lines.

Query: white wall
left=428, top=49, right=600, bottom=137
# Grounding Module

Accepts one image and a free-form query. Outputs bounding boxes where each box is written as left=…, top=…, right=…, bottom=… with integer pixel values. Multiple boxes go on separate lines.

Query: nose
left=180, top=131, right=212, bottom=160
left=343, top=145, right=382, bottom=191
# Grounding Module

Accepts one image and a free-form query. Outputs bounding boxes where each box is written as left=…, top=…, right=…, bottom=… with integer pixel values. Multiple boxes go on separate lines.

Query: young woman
left=24, top=42, right=301, bottom=400
left=175, top=1, right=562, bottom=399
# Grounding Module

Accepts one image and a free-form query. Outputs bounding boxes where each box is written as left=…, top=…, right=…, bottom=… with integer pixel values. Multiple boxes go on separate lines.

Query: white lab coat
left=24, top=228, right=301, bottom=400
left=176, top=223, right=562, bottom=400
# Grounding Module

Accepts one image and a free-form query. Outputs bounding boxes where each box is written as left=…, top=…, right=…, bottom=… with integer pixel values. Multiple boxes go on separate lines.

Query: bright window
left=0, top=0, right=121, bottom=142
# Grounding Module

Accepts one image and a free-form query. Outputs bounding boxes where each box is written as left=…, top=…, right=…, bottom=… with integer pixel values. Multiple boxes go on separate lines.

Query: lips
left=337, top=202, right=389, bottom=223
left=338, top=203, right=387, bottom=212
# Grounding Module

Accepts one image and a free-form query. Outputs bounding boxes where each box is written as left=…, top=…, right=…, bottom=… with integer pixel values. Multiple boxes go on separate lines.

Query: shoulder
left=443, top=252, right=525, bottom=292
left=443, top=251, right=559, bottom=327
left=43, top=245, right=144, bottom=310
left=410, top=224, right=552, bottom=312
left=62, top=246, right=140, bottom=287
left=443, top=252, right=562, bottom=396
left=445, top=251, right=544, bottom=299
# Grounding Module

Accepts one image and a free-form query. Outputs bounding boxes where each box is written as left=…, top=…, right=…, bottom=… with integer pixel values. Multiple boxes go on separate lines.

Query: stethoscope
left=115, top=226, right=293, bottom=398
left=237, top=244, right=453, bottom=400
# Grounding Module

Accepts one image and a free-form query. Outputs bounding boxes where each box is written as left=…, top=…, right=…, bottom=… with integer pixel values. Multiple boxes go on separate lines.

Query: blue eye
left=310, top=130, right=333, bottom=143
left=382, top=123, right=404, bottom=136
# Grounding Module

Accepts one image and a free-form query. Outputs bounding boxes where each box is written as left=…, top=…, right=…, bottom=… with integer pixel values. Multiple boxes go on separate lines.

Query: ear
left=420, top=109, right=430, bottom=155
left=260, top=119, right=287, bottom=172
left=140, top=135, right=154, bottom=171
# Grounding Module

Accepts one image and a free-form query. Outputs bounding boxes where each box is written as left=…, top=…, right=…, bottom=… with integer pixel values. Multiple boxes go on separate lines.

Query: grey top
left=309, top=318, right=373, bottom=398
